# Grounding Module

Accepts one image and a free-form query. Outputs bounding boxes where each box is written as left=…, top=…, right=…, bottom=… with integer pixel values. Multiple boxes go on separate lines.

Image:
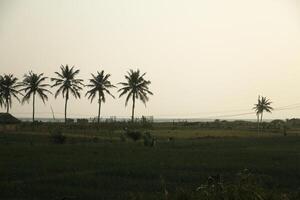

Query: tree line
left=0, top=65, right=153, bottom=124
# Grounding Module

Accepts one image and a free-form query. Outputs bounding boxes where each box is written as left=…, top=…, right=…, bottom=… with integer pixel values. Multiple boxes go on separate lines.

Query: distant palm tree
left=51, top=65, right=84, bottom=124
left=0, top=74, right=21, bottom=113
left=86, top=70, right=115, bottom=125
left=253, top=95, right=273, bottom=134
left=0, top=76, right=4, bottom=108
left=118, top=69, right=153, bottom=122
left=20, top=71, right=52, bottom=122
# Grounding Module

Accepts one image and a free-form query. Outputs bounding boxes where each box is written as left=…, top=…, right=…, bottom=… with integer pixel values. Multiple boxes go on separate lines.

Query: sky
left=0, top=0, right=300, bottom=120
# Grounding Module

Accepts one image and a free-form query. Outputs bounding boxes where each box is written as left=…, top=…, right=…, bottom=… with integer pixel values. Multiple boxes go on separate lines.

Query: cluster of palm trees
left=253, top=95, right=273, bottom=134
left=0, top=65, right=153, bottom=124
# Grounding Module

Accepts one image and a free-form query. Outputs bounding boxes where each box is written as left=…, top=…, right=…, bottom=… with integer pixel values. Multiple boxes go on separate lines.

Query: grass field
left=1, top=127, right=300, bottom=199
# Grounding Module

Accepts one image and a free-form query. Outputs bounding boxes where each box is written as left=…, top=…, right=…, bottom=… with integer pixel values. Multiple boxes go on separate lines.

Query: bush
left=125, top=130, right=143, bottom=141
left=49, top=128, right=66, bottom=144
left=120, top=133, right=127, bottom=142
left=143, top=132, right=156, bottom=147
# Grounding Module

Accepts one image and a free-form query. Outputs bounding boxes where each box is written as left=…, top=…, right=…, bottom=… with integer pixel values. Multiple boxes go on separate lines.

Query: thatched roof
left=0, top=113, right=20, bottom=124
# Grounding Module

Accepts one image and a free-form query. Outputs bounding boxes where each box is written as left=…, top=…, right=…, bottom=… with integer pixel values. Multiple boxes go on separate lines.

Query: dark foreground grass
left=0, top=132, right=300, bottom=199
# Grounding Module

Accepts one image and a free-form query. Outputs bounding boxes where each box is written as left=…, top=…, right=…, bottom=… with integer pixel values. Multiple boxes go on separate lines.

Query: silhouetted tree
left=253, top=95, right=273, bottom=134
left=85, top=70, right=115, bottom=125
left=51, top=65, right=83, bottom=124
left=0, top=76, right=4, bottom=108
left=0, top=74, right=21, bottom=113
left=118, top=69, right=153, bottom=122
left=20, top=71, right=52, bottom=122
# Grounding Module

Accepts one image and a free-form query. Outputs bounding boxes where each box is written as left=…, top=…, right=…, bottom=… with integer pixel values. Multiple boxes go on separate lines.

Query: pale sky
left=0, top=0, right=300, bottom=120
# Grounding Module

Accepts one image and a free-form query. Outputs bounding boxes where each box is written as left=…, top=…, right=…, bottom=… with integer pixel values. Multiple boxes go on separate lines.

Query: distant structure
left=0, top=113, right=21, bottom=132
left=66, top=118, right=75, bottom=124
left=286, top=118, right=300, bottom=127
left=106, top=116, right=117, bottom=123
left=77, top=118, right=88, bottom=124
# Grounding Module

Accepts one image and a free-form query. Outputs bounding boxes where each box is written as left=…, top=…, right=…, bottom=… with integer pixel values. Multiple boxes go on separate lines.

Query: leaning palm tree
left=51, top=65, right=84, bottom=124
left=0, top=74, right=21, bottom=113
left=86, top=70, right=115, bottom=125
left=118, top=69, right=153, bottom=122
left=253, top=95, right=273, bottom=134
left=20, top=71, right=52, bottom=122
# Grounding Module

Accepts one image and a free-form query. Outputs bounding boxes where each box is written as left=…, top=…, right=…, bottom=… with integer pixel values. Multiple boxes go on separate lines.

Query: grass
left=0, top=127, right=300, bottom=199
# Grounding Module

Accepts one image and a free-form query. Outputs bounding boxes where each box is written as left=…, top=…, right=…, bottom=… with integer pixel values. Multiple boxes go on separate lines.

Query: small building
left=0, top=113, right=21, bottom=132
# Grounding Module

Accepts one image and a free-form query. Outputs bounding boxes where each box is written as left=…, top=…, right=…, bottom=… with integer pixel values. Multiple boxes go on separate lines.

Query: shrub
left=49, top=128, right=66, bottom=144
left=92, top=136, right=99, bottom=143
left=120, top=133, right=127, bottom=142
left=125, top=130, right=143, bottom=141
left=143, top=132, right=156, bottom=147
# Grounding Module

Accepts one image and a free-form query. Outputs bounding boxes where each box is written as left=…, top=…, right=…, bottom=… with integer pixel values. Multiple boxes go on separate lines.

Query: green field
left=1, top=124, right=300, bottom=199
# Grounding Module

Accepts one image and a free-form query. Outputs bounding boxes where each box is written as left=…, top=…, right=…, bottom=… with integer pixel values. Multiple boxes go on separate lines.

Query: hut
left=0, top=113, right=21, bottom=132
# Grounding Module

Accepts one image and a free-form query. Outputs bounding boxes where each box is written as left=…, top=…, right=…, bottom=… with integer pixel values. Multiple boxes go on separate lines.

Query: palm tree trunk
left=64, top=97, right=68, bottom=124
left=131, top=95, right=135, bottom=123
left=6, top=97, right=9, bottom=113
left=64, top=90, right=69, bottom=124
left=257, top=113, right=260, bottom=135
left=260, top=112, right=263, bottom=133
left=32, top=93, right=35, bottom=122
left=98, top=95, right=102, bottom=125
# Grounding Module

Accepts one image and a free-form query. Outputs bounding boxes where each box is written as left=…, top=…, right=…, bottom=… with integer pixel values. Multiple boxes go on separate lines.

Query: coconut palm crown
left=20, top=71, right=52, bottom=122
left=85, top=70, right=115, bottom=124
left=0, top=74, right=21, bottom=113
left=118, top=69, right=153, bottom=122
left=51, top=65, right=84, bottom=123
left=253, top=95, right=273, bottom=134
left=253, top=95, right=273, bottom=122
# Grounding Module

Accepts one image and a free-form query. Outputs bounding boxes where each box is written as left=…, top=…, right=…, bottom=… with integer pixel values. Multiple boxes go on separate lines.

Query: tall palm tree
left=86, top=70, right=115, bottom=125
left=253, top=95, right=273, bottom=134
left=0, top=76, right=4, bottom=109
left=118, top=69, right=153, bottom=122
left=20, top=71, right=52, bottom=122
left=51, top=65, right=84, bottom=124
left=0, top=74, right=21, bottom=113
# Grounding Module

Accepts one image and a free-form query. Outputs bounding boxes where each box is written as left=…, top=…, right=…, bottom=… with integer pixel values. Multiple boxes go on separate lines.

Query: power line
left=9, top=102, right=300, bottom=119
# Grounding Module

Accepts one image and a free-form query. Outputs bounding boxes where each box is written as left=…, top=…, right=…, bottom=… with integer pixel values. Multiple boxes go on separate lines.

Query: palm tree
left=0, top=76, right=4, bottom=109
left=0, top=74, right=21, bottom=113
left=118, top=69, right=153, bottom=122
left=51, top=65, right=84, bottom=124
left=86, top=70, right=115, bottom=125
left=253, top=95, right=273, bottom=134
left=20, top=71, right=52, bottom=122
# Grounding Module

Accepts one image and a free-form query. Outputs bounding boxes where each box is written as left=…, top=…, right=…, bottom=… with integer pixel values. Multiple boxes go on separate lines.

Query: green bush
left=49, top=128, right=66, bottom=144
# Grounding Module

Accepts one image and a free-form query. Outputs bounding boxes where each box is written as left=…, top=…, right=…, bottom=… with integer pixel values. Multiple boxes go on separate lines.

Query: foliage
left=118, top=69, right=153, bottom=122
left=253, top=96, right=273, bottom=122
left=0, top=74, right=21, bottom=112
left=20, top=71, right=51, bottom=104
left=195, top=169, right=265, bottom=200
left=143, top=132, right=156, bottom=147
left=85, top=70, right=115, bottom=123
left=51, top=65, right=84, bottom=123
left=125, top=130, right=143, bottom=141
left=85, top=70, right=115, bottom=103
left=51, top=65, right=84, bottom=99
left=1, top=132, right=300, bottom=199
left=0, top=75, right=4, bottom=108
left=49, top=128, right=66, bottom=144
left=19, top=71, right=52, bottom=121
